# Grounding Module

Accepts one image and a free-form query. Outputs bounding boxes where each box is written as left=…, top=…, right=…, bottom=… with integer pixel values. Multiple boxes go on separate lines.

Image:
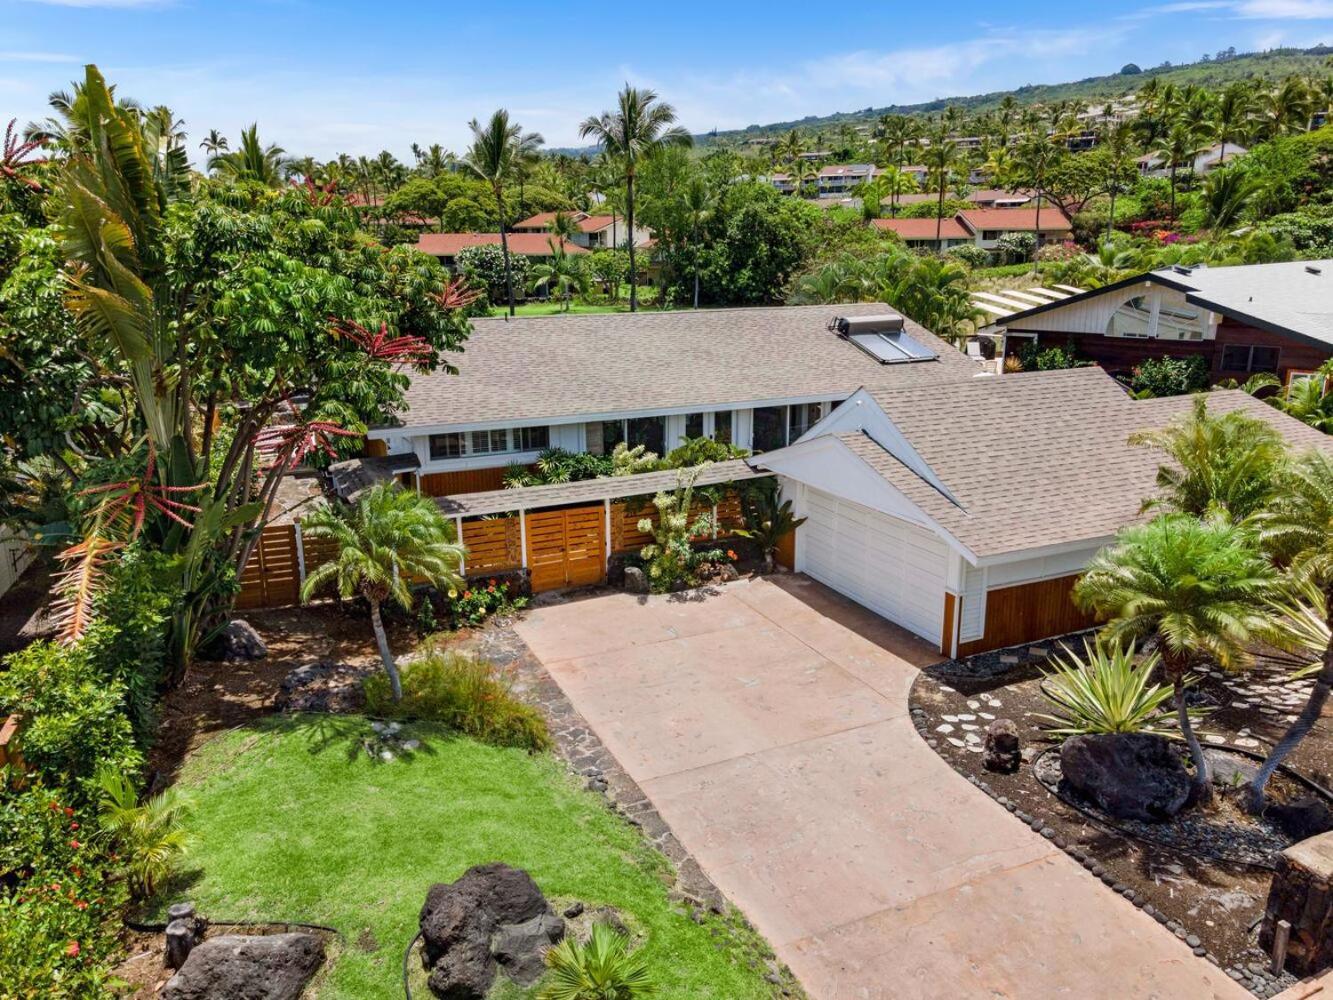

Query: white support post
left=293, top=521, right=307, bottom=586
left=455, top=517, right=465, bottom=575
left=604, top=499, right=613, bottom=568
left=711, top=504, right=719, bottom=540
left=519, top=509, right=529, bottom=568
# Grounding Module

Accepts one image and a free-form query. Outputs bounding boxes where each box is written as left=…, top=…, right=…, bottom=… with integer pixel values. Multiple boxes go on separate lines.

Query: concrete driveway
left=516, top=575, right=1246, bottom=1000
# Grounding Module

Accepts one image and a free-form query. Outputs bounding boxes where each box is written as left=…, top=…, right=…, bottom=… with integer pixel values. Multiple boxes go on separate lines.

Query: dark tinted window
left=429, top=433, right=465, bottom=459
left=713, top=411, right=732, bottom=444
left=627, top=416, right=666, bottom=455
left=685, top=412, right=704, bottom=439
left=752, top=406, right=787, bottom=453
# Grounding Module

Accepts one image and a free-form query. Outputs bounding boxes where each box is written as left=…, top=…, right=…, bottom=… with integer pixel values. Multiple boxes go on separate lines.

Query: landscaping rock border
left=472, top=616, right=803, bottom=997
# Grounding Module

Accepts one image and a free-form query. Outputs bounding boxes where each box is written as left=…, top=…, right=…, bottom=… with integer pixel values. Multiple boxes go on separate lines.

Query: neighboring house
left=366, top=304, right=982, bottom=497
left=966, top=189, right=1034, bottom=208
left=1137, top=142, right=1248, bottom=177
left=955, top=207, right=1073, bottom=249
left=414, top=232, right=588, bottom=270
left=872, top=217, right=973, bottom=251
left=899, top=165, right=930, bottom=186
left=993, top=260, right=1333, bottom=384
left=753, top=366, right=1333, bottom=657
left=770, top=172, right=797, bottom=195
left=511, top=212, right=651, bottom=249
left=817, top=164, right=878, bottom=196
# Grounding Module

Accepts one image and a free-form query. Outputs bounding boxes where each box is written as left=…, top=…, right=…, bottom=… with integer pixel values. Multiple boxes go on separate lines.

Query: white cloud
left=0, top=50, right=80, bottom=62
left=1235, top=0, right=1333, bottom=15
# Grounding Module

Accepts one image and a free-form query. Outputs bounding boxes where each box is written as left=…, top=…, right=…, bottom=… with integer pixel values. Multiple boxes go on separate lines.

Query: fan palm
left=1129, top=395, right=1285, bottom=523
left=207, top=124, right=288, bottom=186
left=300, top=483, right=464, bottom=701
left=1075, top=514, right=1277, bottom=803
left=538, top=923, right=654, bottom=1000
left=1247, top=452, right=1333, bottom=808
left=464, top=109, right=544, bottom=316
left=579, top=85, right=692, bottom=312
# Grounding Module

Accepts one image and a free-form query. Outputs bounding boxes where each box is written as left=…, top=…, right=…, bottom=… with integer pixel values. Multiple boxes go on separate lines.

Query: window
left=713, top=410, right=733, bottom=445
left=429, top=433, right=465, bottom=460
left=752, top=406, right=787, bottom=453
left=626, top=416, right=666, bottom=455
left=1156, top=302, right=1206, bottom=341
left=600, top=420, right=625, bottom=454
left=514, top=425, right=549, bottom=452
left=470, top=429, right=508, bottom=454
left=1222, top=344, right=1280, bottom=373
left=685, top=412, right=704, bottom=439
left=982, top=230, right=1001, bottom=240
left=1107, top=295, right=1153, bottom=339
left=788, top=403, right=821, bottom=442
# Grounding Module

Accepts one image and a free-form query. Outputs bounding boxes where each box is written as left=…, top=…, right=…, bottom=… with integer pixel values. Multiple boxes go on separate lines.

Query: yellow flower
left=447, top=589, right=458, bottom=599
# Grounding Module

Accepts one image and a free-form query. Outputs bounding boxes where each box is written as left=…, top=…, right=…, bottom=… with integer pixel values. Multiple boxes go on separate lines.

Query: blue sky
left=3, top=0, right=1332, bottom=162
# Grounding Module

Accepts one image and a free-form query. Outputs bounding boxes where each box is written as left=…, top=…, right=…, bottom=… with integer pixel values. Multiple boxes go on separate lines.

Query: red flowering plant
left=1, top=118, right=45, bottom=192
left=442, top=577, right=527, bottom=628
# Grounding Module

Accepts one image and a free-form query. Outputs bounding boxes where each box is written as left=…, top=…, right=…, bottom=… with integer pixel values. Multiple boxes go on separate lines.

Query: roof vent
left=830, top=313, right=905, bottom=335
left=1308, top=265, right=1324, bottom=275
left=1171, top=264, right=1194, bottom=275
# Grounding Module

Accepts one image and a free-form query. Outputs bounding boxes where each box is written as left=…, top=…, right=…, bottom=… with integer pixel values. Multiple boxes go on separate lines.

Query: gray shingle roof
left=380, top=304, right=981, bottom=432
left=849, top=367, right=1333, bottom=559
left=1153, top=260, right=1333, bottom=348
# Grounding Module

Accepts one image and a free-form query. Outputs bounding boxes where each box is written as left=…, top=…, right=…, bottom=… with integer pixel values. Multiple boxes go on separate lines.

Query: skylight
left=847, top=330, right=938, bottom=364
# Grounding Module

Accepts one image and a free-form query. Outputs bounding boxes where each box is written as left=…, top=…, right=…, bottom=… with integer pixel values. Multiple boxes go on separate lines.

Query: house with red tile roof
left=955, top=207, right=1073, bottom=249
left=510, top=211, right=651, bottom=249
left=414, top=232, right=587, bottom=269
left=872, top=217, right=973, bottom=251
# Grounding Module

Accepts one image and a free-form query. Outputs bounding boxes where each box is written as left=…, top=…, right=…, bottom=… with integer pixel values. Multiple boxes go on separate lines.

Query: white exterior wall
left=1005, top=281, right=1217, bottom=342
left=0, top=529, right=33, bottom=600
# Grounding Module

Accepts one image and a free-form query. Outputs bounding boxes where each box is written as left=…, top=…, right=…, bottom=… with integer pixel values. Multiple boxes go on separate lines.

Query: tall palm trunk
left=368, top=598, right=402, bottom=702
left=935, top=179, right=945, bottom=244
left=1248, top=597, right=1333, bottom=810
left=495, top=185, right=515, bottom=317
left=626, top=172, right=638, bottom=312
left=1033, top=188, right=1042, bottom=266
left=1167, top=651, right=1211, bottom=804
left=1169, top=165, right=1178, bottom=222
left=1107, top=187, right=1117, bottom=244
left=692, top=220, right=701, bottom=310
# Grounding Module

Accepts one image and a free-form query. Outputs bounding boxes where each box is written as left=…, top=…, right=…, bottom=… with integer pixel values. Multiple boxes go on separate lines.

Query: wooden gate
left=525, top=505, right=605, bottom=593
left=235, top=524, right=301, bottom=610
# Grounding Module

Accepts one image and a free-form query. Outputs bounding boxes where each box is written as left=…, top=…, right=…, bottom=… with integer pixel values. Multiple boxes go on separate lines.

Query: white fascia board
left=752, top=436, right=978, bottom=563
left=366, top=392, right=839, bottom=440
left=974, top=533, right=1114, bottom=568
left=793, top=388, right=959, bottom=505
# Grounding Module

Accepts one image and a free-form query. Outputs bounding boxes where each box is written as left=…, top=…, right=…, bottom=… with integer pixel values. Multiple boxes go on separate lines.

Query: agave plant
left=96, top=768, right=193, bottom=900
left=1037, top=640, right=1178, bottom=739
left=538, top=923, right=655, bottom=1000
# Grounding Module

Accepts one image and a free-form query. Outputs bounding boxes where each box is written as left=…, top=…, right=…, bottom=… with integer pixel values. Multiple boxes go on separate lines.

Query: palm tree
left=1212, top=82, right=1252, bottom=165
left=1076, top=514, right=1277, bottom=804
left=463, top=109, right=545, bottom=317
left=1257, top=77, right=1312, bottom=140
left=547, top=210, right=580, bottom=252
left=1201, top=168, right=1260, bottom=232
left=207, top=124, right=287, bottom=186
left=1102, top=122, right=1137, bottom=242
left=880, top=115, right=918, bottom=217
left=922, top=124, right=960, bottom=247
left=1248, top=452, right=1333, bottom=808
left=300, top=483, right=464, bottom=702
left=877, top=166, right=919, bottom=219
left=1129, top=396, right=1285, bottom=523
left=580, top=85, right=692, bottom=312
left=199, top=128, right=228, bottom=160
left=682, top=174, right=715, bottom=309
left=529, top=241, right=590, bottom=311
left=1015, top=133, right=1062, bottom=263
left=1157, top=121, right=1207, bottom=222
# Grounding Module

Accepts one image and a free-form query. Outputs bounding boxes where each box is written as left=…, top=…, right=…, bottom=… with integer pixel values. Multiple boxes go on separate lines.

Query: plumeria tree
left=10, top=65, right=474, bottom=677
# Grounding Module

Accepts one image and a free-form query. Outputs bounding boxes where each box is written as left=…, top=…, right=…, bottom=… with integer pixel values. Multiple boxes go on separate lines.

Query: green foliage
left=735, top=481, right=806, bottom=571
left=1256, top=450, right=1333, bottom=584
left=457, top=242, right=531, bottom=305
left=95, top=768, right=192, bottom=900
left=1037, top=641, right=1177, bottom=739
left=505, top=448, right=614, bottom=487
left=1017, top=341, right=1086, bottom=372
left=638, top=467, right=722, bottom=592
left=610, top=442, right=661, bottom=476
left=539, top=922, right=656, bottom=1000
left=364, top=650, right=550, bottom=751
left=0, top=642, right=142, bottom=802
left=1128, top=355, right=1211, bottom=397
left=993, top=232, right=1036, bottom=265
left=945, top=244, right=991, bottom=268
left=663, top=437, right=749, bottom=468
left=440, top=577, right=526, bottom=628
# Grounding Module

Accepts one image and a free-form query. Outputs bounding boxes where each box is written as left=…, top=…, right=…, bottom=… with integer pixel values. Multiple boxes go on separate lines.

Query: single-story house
left=752, top=365, right=1332, bottom=657
left=414, top=232, right=588, bottom=270
left=367, top=303, right=982, bottom=496
left=955, top=207, right=1073, bottom=249
left=511, top=212, right=651, bottom=249
left=872, top=217, right=974, bottom=251
left=993, top=260, right=1333, bottom=384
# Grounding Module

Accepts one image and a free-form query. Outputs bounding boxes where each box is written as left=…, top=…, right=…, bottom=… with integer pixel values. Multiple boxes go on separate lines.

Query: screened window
left=626, top=416, right=666, bottom=455
left=470, top=429, right=508, bottom=454
left=713, top=410, right=733, bottom=444
left=1107, top=295, right=1153, bottom=338
left=685, top=412, right=704, bottom=439
left=429, top=433, right=465, bottom=460
left=752, top=406, right=787, bottom=453
left=514, top=425, right=549, bottom=452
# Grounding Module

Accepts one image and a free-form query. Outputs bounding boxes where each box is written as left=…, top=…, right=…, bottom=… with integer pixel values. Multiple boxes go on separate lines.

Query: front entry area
left=514, top=577, right=1244, bottom=1000
left=524, top=504, right=605, bottom=592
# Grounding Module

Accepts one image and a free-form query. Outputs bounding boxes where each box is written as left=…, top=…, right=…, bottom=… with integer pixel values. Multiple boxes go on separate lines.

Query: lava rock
left=419, top=863, right=560, bottom=1000
left=983, top=719, right=1021, bottom=773
left=623, top=566, right=649, bottom=595
left=161, top=933, right=324, bottom=1000
left=1268, top=796, right=1333, bottom=841
left=1060, top=733, right=1190, bottom=823
left=200, top=620, right=267, bottom=661
left=274, top=661, right=368, bottom=714
left=717, top=563, right=740, bottom=583
left=491, top=913, right=565, bottom=986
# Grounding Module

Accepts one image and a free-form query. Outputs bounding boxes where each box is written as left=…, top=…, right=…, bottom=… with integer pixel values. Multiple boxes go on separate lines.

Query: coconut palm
left=1157, top=121, right=1207, bottom=222
left=300, top=483, right=464, bottom=701
left=1201, top=168, right=1260, bottom=232
left=463, top=109, right=544, bottom=316
left=580, top=85, right=692, bottom=312
left=922, top=124, right=960, bottom=246
left=547, top=210, right=580, bottom=252
left=1102, top=122, right=1137, bottom=242
left=207, top=124, right=288, bottom=186
left=1256, top=77, right=1312, bottom=140
left=1212, top=82, right=1252, bottom=164
left=682, top=174, right=715, bottom=309
left=1129, top=396, right=1285, bottom=523
left=1015, top=133, right=1062, bottom=263
left=1248, top=452, right=1333, bottom=808
left=529, top=241, right=589, bottom=311
left=1075, top=514, right=1277, bottom=803
left=198, top=128, right=228, bottom=159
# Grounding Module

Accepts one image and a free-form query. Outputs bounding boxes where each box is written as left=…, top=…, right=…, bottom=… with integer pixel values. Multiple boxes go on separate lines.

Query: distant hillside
left=698, top=45, right=1331, bottom=145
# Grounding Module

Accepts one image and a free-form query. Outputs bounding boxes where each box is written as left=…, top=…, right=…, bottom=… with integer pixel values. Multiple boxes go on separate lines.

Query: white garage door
left=800, top=487, right=948, bottom=644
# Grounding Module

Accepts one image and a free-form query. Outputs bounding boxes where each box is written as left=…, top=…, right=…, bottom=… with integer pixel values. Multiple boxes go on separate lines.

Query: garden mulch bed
left=909, top=636, right=1333, bottom=999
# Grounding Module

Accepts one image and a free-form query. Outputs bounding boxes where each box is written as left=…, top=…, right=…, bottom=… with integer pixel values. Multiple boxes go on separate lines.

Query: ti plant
left=1036, top=640, right=1180, bottom=739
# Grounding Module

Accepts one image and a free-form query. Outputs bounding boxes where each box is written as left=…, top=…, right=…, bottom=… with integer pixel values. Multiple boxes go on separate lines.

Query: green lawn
left=157, top=716, right=780, bottom=999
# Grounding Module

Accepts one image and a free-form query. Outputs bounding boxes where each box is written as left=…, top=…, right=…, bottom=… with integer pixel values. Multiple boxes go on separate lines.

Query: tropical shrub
left=993, top=232, right=1036, bottom=265
left=538, top=922, right=655, bottom=1000
left=1037, top=641, right=1176, bottom=739
left=505, top=448, right=614, bottom=488
left=441, top=577, right=526, bottom=628
left=1128, top=355, right=1210, bottom=397
left=945, top=244, right=991, bottom=268
left=1017, top=341, right=1085, bottom=372
left=95, top=768, right=192, bottom=900
left=457, top=242, right=530, bottom=307
left=663, top=436, right=749, bottom=467
left=736, top=481, right=806, bottom=573
left=638, top=468, right=723, bottom=592
left=0, top=642, right=142, bottom=802
left=364, top=650, right=550, bottom=751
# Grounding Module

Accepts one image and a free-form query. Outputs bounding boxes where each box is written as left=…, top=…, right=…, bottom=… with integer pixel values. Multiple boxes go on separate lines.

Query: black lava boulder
left=161, top=933, right=324, bottom=1000
left=1060, top=733, right=1191, bottom=822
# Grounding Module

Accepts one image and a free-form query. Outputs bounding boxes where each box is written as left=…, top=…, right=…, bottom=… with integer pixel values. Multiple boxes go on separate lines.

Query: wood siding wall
left=1010, top=320, right=1332, bottom=384
left=418, top=466, right=510, bottom=497
left=956, top=573, right=1096, bottom=658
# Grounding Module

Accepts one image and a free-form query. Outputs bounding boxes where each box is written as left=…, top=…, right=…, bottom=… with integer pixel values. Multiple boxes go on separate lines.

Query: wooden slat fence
left=462, top=517, right=522, bottom=576
left=235, top=524, right=301, bottom=610
left=611, top=491, right=746, bottom=555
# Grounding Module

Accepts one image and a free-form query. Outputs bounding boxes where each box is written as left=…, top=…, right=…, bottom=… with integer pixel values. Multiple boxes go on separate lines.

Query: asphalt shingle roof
left=383, top=304, right=981, bottom=432
left=848, top=367, right=1333, bottom=559
left=1153, top=260, right=1333, bottom=348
